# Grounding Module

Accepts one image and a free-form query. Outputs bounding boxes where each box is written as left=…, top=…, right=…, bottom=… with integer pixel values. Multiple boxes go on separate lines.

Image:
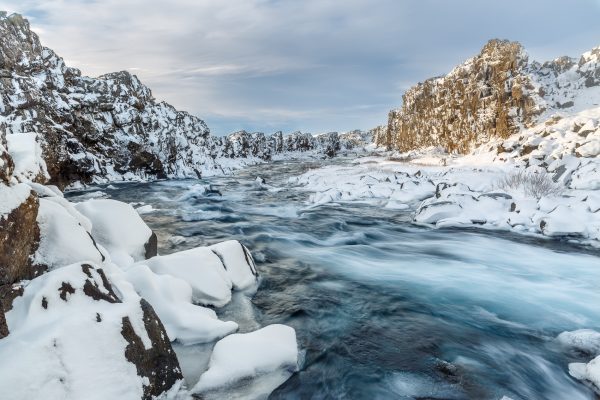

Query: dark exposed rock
left=144, top=232, right=158, bottom=259
left=0, top=304, right=7, bottom=338
left=81, top=265, right=120, bottom=303
left=0, top=192, right=44, bottom=286
left=121, top=299, right=183, bottom=400
left=58, top=281, right=76, bottom=301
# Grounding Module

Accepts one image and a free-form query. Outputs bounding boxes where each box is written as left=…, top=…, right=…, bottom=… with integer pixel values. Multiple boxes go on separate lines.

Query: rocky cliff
left=0, top=12, right=370, bottom=189
left=378, top=39, right=600, bottom=153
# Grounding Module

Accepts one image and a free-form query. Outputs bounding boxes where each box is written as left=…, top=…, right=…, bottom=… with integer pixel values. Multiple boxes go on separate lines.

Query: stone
left=121, top=299, right=183, bottom=399
left=0, top=193, right=43, bottom=286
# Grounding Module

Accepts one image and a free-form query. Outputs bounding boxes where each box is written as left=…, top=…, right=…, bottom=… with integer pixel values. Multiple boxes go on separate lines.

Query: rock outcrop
left=379, top=39, right=600, bottom=153
left=0, top=12, right=371, bottom=189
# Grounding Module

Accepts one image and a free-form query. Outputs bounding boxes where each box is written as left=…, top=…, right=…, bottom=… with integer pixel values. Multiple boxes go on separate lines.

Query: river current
left=67, top=159, right=600, bottom=400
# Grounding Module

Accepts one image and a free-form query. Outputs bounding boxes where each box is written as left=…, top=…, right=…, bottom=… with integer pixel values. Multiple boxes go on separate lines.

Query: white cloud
left=1, top=0, right=599, bottom=135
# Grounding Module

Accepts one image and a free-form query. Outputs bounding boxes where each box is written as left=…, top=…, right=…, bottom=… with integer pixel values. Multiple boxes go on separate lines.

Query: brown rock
left=144, top=232, right=158, bottom=259
left=0, top=192, right=44, bottom=286
left=0, top=305, right=7, bottom=338
left=382, top=40, right=541, bottom=153
left=121, top=299, right=183, bottom=399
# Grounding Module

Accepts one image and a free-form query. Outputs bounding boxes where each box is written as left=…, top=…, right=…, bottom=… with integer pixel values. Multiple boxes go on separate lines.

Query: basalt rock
left=379, top=40, right=600, bottom=153
left=121, top=298, right=183, bottom=399
left=0, top=192, right=43, bottom=286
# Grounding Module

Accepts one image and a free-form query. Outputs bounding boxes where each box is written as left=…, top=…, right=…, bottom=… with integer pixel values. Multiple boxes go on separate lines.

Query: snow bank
left=192, top=324, right=298, bottom=394
left=75, top=199, right=153, bottom=266
left=0, top=262, right=152, bottom=400
left=125, top=265, right=238, bottom=344
left=35, top=198, right=104, bottom=269
left=6, top=132, right=48, bottom=182
left=142, top=246, right=233, bottom=307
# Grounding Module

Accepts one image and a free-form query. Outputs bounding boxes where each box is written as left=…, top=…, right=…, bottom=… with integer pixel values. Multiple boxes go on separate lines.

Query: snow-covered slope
left=0, top=12, right=370, bottom=189
left=377, top=39, right=600, bottom=153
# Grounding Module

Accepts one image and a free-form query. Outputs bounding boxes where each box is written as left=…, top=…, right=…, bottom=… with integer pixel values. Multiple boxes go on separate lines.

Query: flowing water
left=67, top=159, right=600, bottom=400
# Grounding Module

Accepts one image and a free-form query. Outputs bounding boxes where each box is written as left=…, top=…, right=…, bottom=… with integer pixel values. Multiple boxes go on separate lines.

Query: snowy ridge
left=0, top=12, right=370, bottom=190
left=377, top=39, right=600, bottom=153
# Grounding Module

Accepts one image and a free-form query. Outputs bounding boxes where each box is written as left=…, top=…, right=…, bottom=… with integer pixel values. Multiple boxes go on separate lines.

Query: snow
left=124, top=264, right=239, bottom=344
left=141, top=246, right=233, bottom=307
left=192, top=324, right=298, bottom=394
left=0, top=262, right=151, bottom=400
left=5, top=132, right=48, bottom=182
left=557, top=329, right=600, bottom=355
left=34, top=197, right=104, bottom=269
left=75, top=199, right=153, bottom=267
left=0, top=182, right=30, bottom=216
left=209, top=240, right=258, bottom=291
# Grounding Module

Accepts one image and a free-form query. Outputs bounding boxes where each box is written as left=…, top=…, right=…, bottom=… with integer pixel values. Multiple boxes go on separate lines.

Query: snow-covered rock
left=0, top=183, right=41, bottom=290
left=192, top=324, right=298, bottom=395
left=209, top=240, right=258, bottom=291
left=34, top=197, right=104, bottom=269
left=292, top=156, right=600, bottom=245
left=124, top=264, right=238, bottom=344
left=379, top=39, right=600, bottom=154
left=141, top=246, right=233, bottom=307
left=75, top=199, right=155, bottom=267
left=0, top=261, right=183, bottom=400
left=557, top=329, right=600, bottom=356
left=569, top=356, right=600, bottom=395
left=0, top=13, right=371, bottom=189
left=141, top=240, right=257, bottom=307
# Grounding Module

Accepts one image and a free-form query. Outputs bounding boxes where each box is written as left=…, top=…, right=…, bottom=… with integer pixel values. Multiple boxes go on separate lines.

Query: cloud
left=1, top=0, right=599, bottom=135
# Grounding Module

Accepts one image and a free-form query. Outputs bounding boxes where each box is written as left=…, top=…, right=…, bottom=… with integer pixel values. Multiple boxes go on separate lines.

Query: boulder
left=75, top=199, right=155, bottom=267
left=0, top=262, right=183, bottom=400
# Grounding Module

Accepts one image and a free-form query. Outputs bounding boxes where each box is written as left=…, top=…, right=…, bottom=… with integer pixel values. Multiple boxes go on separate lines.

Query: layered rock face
left=379, top=39, right=600, bottom=152
left=0, top=13, right=370, bottom=189
left=0, top=12, right=214, bottom=189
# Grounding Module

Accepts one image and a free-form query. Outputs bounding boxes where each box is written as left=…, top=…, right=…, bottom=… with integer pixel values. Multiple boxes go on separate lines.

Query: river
left=66, top=159, right=600, bottom=400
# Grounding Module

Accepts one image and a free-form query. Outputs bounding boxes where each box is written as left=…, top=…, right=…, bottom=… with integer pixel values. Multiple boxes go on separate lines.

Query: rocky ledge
left=377, top=39, right=600, bottom=153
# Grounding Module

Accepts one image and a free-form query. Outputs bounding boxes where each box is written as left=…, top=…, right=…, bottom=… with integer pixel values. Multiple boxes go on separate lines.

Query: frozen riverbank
left=69, top=159, right=600, bottom=399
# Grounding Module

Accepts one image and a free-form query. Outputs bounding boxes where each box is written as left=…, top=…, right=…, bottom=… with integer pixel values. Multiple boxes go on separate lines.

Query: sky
left=1, top=1, right=600, bottom=136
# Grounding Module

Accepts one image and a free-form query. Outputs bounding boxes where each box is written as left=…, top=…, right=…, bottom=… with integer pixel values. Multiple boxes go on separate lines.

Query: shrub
left=496, top=170, right=563, bottom=199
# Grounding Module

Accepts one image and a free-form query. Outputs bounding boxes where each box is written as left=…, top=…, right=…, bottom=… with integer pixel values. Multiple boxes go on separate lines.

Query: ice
left=569, top=356, right=600, bottom=394
left=192, top=324, right=298, bottom=394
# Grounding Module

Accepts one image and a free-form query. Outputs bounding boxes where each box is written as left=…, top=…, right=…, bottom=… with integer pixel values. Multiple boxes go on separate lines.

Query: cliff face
left=379, top=39, right=600, bottom=153
left=0, top=13, right=370, bottom=189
